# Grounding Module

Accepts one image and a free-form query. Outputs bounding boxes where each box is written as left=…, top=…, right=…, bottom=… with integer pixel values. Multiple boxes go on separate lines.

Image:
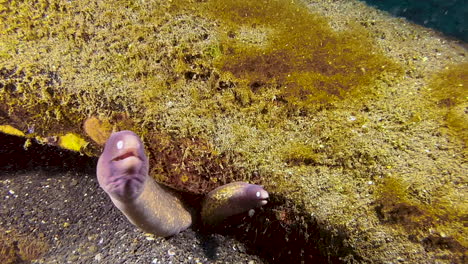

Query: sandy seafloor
left=0, top=133, right=265, bottom=264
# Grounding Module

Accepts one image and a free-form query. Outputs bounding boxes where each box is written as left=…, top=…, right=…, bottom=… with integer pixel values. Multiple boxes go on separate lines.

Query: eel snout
left=244, top=184, right=269, bottom=208
left=201, top=182, right=270, bottom=226
left=97, top=130, right=149, bottom=202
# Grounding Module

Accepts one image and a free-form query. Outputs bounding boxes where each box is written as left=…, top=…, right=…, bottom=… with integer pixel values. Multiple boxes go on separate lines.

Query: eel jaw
left=111, top=148, right=143, bottom=171
left=107, top=148, right=147, bottom=201
left=112, top=148, right=140, bottom=161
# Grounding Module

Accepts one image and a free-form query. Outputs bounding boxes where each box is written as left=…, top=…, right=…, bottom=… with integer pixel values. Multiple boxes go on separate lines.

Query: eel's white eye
left=117, top=140, right=124, bottom=149
left=256, top=191, right=261, bottom=198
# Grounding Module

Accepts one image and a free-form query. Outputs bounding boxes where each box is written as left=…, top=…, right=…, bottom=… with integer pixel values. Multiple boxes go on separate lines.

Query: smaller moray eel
left=97, top=130, right=269, bottom=237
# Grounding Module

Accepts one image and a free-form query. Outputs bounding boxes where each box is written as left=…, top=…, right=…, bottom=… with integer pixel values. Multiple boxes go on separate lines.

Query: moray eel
left=97, top=130, right=269, bottom=237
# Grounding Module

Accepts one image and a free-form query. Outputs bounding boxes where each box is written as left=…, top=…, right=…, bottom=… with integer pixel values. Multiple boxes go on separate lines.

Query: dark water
left=361, top=0, right=467, bottom=42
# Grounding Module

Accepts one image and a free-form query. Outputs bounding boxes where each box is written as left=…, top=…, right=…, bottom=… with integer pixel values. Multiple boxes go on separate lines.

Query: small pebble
left=94, top=253, right=102, bottom=261
left=88, top=245, right=98, bottom=253
left=248, top=209, right=255, bottom=217
left=70, top=179, right=78, bottom=186
left=145, top=233, right=155, bottom=241
left=167, top=248, right=176, bottom=256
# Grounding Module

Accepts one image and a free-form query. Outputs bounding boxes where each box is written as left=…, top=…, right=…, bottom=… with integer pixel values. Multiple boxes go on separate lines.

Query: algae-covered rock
left=1, top=0, right=466, bottom=262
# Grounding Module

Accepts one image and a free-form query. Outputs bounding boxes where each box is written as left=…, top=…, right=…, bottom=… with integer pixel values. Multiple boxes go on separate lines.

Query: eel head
left=97, top=130, right=149, bottom=202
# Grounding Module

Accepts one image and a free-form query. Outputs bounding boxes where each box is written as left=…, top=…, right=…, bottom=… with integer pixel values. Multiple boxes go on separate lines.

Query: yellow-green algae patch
left=425, top=62, right=468, bottom=148
left=58, top=133, right=88, bottom=152
left=171, top=0, right=402, bottom=113
left=0, top=125, right=25, bottom=137
left=0, top=227, right=49, bottom=264
left=376, top=176, right=467, bottom=251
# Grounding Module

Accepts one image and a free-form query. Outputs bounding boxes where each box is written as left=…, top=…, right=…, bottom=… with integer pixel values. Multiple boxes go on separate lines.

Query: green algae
left=426, top=62, right=468, bottom=148
left=0, top=0, right=169, bottom=147
left=171, top=0, right=402, bottom=114
left=0, top=125, right=25, bottom=137
left=58, top=133, right=88, bottom=152
left=280, top=141, right=324, bottom=166
left=376, top=176, right=467, bottom=252
left=0, top=227, right=49, bottom=264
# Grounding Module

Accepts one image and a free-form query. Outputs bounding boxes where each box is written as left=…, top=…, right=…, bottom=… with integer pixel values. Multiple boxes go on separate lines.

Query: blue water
left=361, top=0, right=467, bottom=42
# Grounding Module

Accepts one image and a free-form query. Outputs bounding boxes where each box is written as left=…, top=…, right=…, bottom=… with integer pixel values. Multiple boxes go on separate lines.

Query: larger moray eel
left=97, top=130, right=269, bottom=237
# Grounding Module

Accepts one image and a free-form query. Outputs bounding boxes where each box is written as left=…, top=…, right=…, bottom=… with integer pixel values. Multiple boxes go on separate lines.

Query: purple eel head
left=240, top=184, right=269, bottom=209
left=204, top=182, right=269, bottom=225
left=97, top=130, right=149, bottom=202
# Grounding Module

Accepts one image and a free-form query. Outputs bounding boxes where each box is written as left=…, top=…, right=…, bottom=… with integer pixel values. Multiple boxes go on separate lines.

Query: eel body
left=97, top=130, right=268, bottom=237
left=202, top=182, right=269, bottom=226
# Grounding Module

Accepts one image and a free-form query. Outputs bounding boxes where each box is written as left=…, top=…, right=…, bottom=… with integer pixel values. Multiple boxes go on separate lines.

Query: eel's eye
left=256, top=191, right=261, bottom=198
left=117, top=140, right=124, bottom=149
